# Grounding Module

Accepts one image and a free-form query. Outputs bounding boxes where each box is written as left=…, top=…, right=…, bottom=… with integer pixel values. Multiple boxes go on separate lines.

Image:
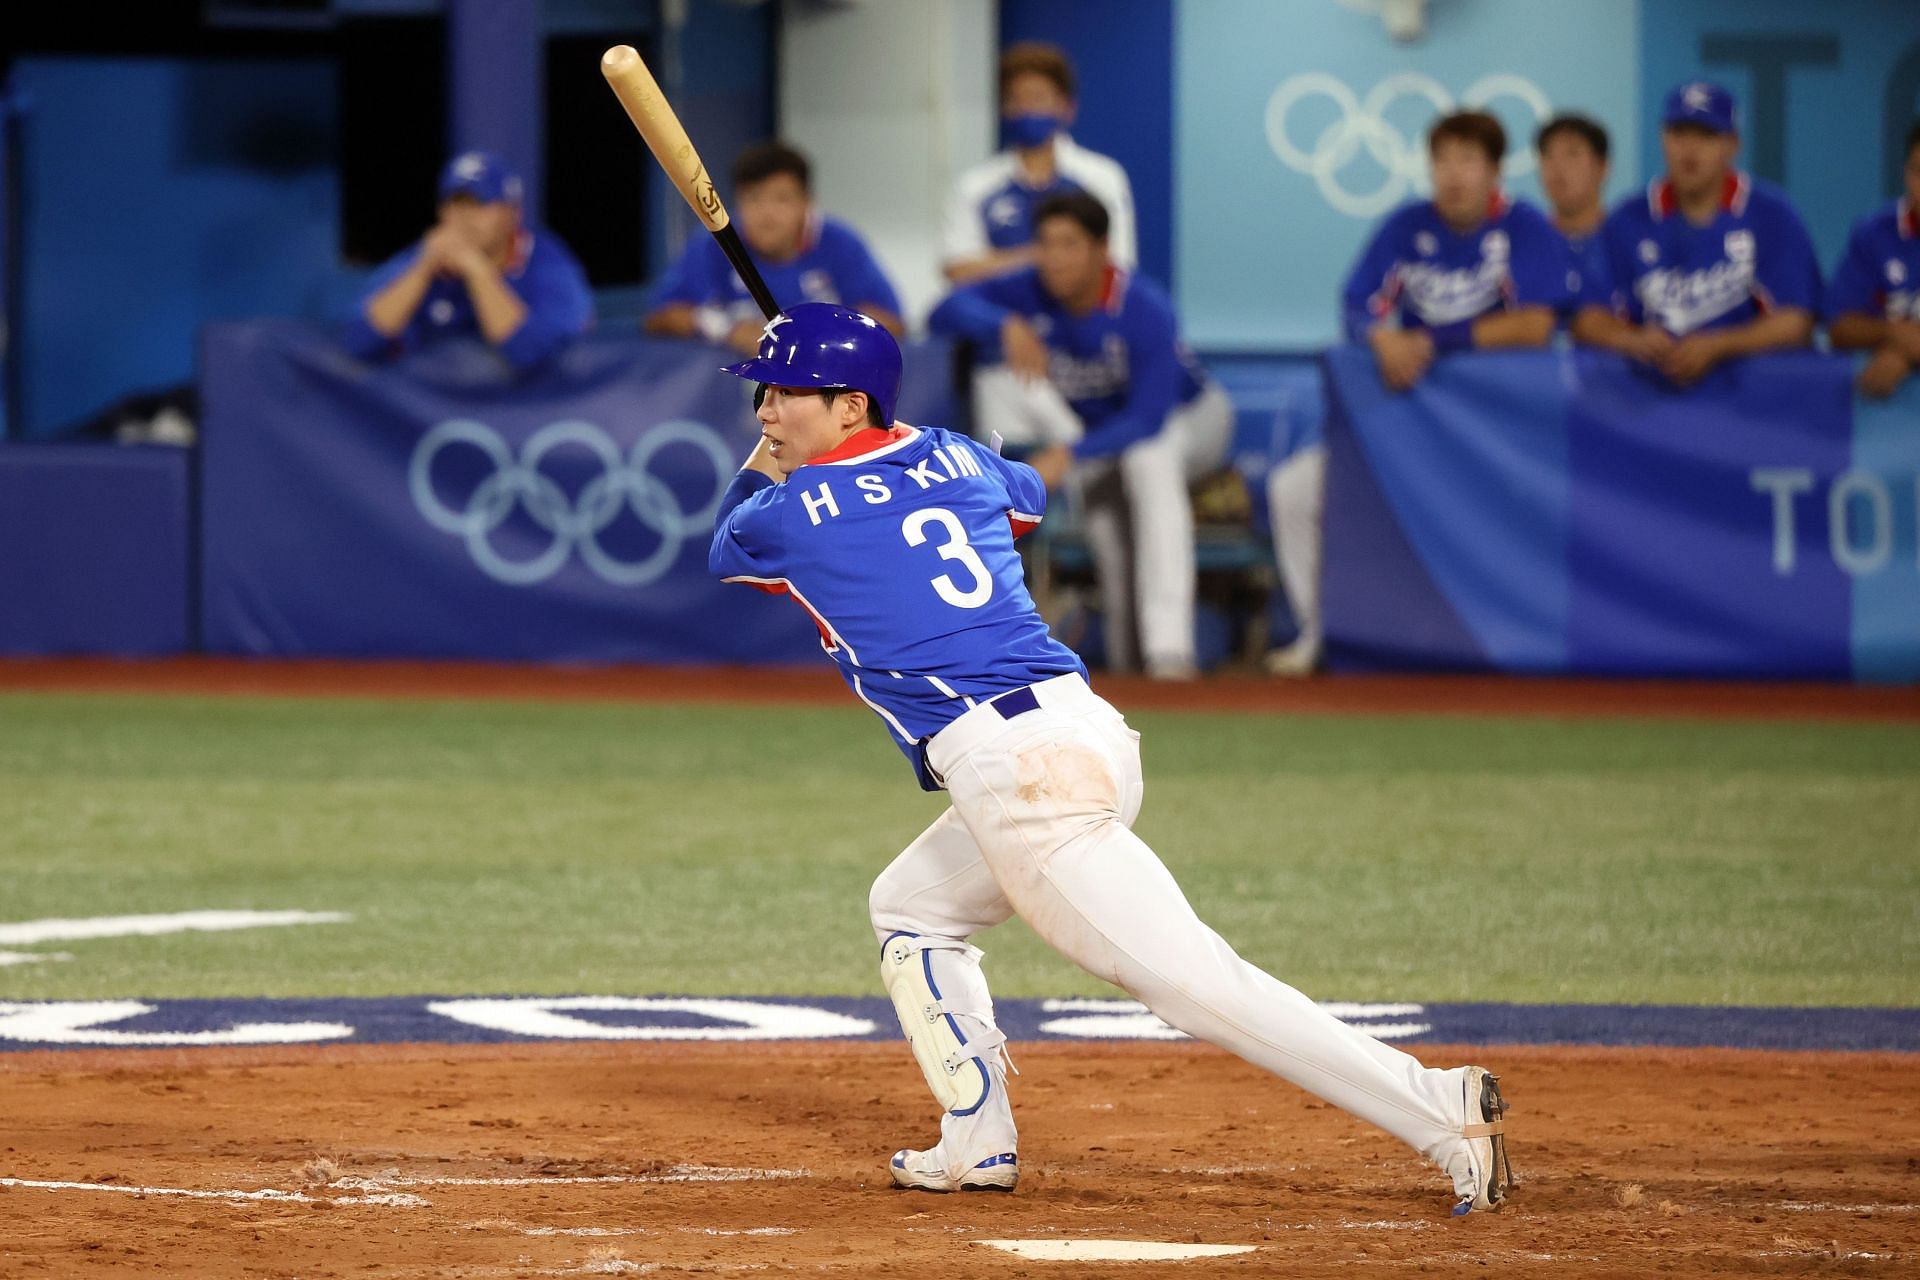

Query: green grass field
left=2, top=691, right=1916, bottom=1007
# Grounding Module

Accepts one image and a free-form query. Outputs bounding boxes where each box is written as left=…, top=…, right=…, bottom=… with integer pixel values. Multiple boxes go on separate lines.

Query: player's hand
left=1002, top=317, right=1051, bottom=382
left=1027, top=444, right=1074, bottom=490
left=1886, top=319, right=1920, bottom=365
left=1657, top=331, right=1725, bottom=386
left=727, top=319, right=766, bottom=355
left=421, top=224, right=468, bottom=275
left=1858, top=346, right=1912, bottom=399
left=1369, top=328, right=1433, bottom=392
left=1623, top=324, right=1675, bottom=366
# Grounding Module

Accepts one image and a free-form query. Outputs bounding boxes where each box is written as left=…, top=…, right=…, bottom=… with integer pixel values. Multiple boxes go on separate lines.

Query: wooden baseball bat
left=600, top=44, right=782, bottom=320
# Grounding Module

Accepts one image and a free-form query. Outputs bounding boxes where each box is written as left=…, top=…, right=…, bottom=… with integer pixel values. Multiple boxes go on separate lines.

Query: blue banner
left=1322, top=348, right=1920, bottom=680
left=199, top=323, right=958, bottom=664
left=0, top=444, right=190, bottom=656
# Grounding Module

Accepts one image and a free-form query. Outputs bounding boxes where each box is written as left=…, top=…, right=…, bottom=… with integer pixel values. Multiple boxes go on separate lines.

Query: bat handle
left=713, top=224, right=782, bottom=320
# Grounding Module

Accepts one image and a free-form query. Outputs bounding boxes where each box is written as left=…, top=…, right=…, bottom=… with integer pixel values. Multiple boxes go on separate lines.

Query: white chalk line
left=0, top=1176, right=424, bottom=1208
left=334, top=1166, right=808, bottom=1192
left=1778, top=1201, right=1919, bottom=1214
left=461, top=1222, right=797, bottom=1239
left=0, top=910, right=349, bottom=947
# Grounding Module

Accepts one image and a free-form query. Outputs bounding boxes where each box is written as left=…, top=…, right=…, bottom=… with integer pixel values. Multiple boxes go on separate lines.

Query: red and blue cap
left=437, top=151, right=524, bottom=205
left=721, top=302, right=902, bottom=425
left=1662, top=81, right=1737, bottom=135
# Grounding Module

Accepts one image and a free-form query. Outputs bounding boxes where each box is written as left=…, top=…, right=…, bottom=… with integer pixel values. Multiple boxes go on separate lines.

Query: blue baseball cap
left=437, top=151, right=524, bottom=205
left=1662, top=81, right=1737, bottom=135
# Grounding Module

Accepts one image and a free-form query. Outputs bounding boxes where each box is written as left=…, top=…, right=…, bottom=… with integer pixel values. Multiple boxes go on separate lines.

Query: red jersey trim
left=1648, top=171, right=1747, bottom=221
left=806, top=424, right=919, bottom=466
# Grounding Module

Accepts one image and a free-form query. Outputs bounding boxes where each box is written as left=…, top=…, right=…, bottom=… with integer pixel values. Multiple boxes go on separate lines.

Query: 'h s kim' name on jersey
left=793, top=435, right=989, bottom=526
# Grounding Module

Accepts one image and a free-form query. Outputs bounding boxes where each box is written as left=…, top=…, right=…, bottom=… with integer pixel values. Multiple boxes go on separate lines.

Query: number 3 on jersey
left=902, top=508, right=993, bottom=609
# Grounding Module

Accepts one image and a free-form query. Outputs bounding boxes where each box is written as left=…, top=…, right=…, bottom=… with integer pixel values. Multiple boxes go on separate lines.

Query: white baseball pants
left=1266, top=443, right=1327, bottom=655
left=972, top=367, right=1234, bottom=674
left=868, top=673, right=1470, bottom=1170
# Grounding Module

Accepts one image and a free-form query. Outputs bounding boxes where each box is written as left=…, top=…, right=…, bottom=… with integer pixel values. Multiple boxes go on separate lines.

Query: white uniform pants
left=869, top=673, right=1468, bottom=1168
left=1265, top=444, right=1327, bottom=653
left=972, top=368, right=1234, bottom=673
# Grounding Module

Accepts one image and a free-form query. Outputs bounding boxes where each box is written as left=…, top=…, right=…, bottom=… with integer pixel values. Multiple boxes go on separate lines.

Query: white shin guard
left=880, top=932, right=1010, bottom=1117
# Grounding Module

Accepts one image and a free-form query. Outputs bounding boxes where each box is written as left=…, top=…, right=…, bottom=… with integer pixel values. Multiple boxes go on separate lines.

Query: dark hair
left=1535, top=113, right=1610, bottom=163
left=1428, top=110, right=1507, bottom=166
left=1908, top=119, right=1920, bottom=160
left=819, top=388, right=888, bottom=429
left=733, top=141, right=810, bottom=193
left=999, top=41, right=1076, bottom=101
left=1033, top=190, right=1109, bottom=241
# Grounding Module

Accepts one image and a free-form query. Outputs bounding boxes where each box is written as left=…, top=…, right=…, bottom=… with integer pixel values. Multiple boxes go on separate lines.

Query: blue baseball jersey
left=1581, top=173, right=1822, bottom=334
left=340, top=228, right=593, bottom=371
left=710, top=425, right=1087, bottom=790
left=649, top=213, right=901, bottom=321
left=943, top=136, right=1138, bottom=271
left=1559, top=228, right=1609, bottom=320
left=1341, top=195, right=1573, bottom=341
left=927, top=266, right=1207, bottom=460
left=1826, top=198, right=1920, bottom=322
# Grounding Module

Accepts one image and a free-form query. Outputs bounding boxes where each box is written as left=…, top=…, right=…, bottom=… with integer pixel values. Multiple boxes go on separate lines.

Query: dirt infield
left=3, top=1041, right=1914, bottom=1278
left=4, top=656, right=1918, bottom=722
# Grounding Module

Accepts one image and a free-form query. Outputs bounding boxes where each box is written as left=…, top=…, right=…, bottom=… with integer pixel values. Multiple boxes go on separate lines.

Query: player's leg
left=1076, top=460, right=1139, bottom=672
left=1264, top=443, right=1327, bottom=676
left=929, top=684, right=1509, bottom=1213
left=868, top=807, right=1020, bottom=1191
left=1114, top=426, right=1198, bottom=678
left=970, top=366, right=1083, bottom=448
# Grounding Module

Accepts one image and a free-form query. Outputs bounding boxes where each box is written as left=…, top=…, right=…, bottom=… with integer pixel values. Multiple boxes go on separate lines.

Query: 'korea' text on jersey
left=710, top=425, right=1086, bottom=789
left=1582, top=172, right=1821, bottom=334
left=1341, top=194, right=1572, bottom=341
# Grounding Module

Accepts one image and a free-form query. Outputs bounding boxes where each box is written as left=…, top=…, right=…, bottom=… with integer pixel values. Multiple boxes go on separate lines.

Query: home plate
left=977, top=1240, right=1256, bottom=1262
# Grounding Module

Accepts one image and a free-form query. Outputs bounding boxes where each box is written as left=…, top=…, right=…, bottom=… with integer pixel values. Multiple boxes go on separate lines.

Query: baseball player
left=1571, top=82, right=1820, bottom=385
left=942, top=42, right=1137, bottom=285
left=645, top=141, right=904, bottom=354
left=341, top=151, right=593, bottom=372
left=1825, top=120, right=1920, bottom=399
left=708, top=302, right=1515, bottom=1216
left=927, top=192, right=1231, bottom=680
left=1534, top=114, right=1613, bottom=311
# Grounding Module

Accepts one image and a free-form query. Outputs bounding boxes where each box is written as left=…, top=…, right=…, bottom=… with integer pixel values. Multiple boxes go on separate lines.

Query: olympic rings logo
left=1264, top=71, right=1553, bottom=219
left=409, top=418, right=736, bottom=587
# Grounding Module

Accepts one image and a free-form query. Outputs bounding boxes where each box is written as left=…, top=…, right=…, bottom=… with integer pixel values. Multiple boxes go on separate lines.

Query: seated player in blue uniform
left=1826, top=120, right=1920, bottom=399
left=643, top=141, right=903, bottom=355
left=340, top=151, right=593, bottom=373
left=1571, top=82, right=1820, bottom=386
left=707, top=302, right=1515, bottom=1217
left=927, top=192, right=1232, bottom=680
left=1534, top=114, right=1612, bottom=315
left=941, top=41, right=1136, bottom=285
left=1343, top=110, right=1571, bottom=393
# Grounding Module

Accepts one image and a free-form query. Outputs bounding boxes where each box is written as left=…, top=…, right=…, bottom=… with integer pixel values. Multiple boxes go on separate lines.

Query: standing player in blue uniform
left=928, top=193, right=1232, bottom=680
left=709, top=302, right=1516, bottom=1216
left=1571, top=83, right=1820, bottom=385
left=1826, top=121, right=1920, bottom=399
left=340, top=151, right=593, bottom=372
left=645, top=141, right=903, bottom=354
left=1344, top=110, right=1571, bottom=391
left=942, top=42, right=1137, bottom=285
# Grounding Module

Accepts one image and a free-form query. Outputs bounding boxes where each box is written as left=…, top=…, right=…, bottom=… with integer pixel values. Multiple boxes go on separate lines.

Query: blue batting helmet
left=721, top=303, right=902, bottom=425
